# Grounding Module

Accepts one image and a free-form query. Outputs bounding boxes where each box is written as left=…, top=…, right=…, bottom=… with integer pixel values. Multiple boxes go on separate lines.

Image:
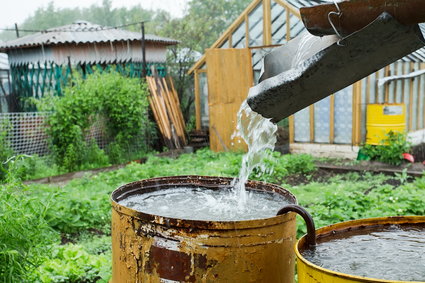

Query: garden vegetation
left=1, top=149, right=424, bottom=281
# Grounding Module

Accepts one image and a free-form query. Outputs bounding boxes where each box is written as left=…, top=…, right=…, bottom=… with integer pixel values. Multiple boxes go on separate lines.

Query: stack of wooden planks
left=146, top=75, right=187, bottom=149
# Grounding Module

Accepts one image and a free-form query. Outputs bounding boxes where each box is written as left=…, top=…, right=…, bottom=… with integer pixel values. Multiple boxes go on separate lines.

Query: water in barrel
left=119, top=187, right=290, bottom=221
left=302, top=224, right=425, bottom=281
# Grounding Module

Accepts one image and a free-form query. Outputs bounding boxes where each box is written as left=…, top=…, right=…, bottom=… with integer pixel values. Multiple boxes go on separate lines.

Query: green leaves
left=33, top=244, right=111, bottom=283
left=360, top=131, right=412, bottom=165
left=44, top=70, right=153, bottom=171
left=2, top=149, right=425, bottom=281
left=293, top=173, right=425, bottom=237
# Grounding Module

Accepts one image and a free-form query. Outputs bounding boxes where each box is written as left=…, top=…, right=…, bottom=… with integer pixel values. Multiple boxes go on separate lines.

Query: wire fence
left=0, top=112, right=109, bottom=156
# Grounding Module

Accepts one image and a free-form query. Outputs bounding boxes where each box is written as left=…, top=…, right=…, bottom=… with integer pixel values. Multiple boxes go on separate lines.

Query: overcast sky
left=0, top=0, right=189, bottom=28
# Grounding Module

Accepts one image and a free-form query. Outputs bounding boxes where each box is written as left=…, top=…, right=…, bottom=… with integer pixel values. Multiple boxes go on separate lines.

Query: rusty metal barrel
left=296, top=216, right=425, bottom=283
left=111, top=176, right=298, bottom=282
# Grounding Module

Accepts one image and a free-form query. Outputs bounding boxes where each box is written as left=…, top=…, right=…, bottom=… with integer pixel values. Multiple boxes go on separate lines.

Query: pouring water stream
left=232, top=32, right=318, bottom=205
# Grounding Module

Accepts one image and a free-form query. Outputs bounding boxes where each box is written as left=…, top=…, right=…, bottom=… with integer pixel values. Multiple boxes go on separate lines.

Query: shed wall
left=7, top=42, right=167, bottom=66
left=293, top=62, right=425, bottom=146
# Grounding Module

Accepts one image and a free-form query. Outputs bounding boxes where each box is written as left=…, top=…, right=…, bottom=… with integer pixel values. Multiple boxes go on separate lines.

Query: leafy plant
left=360, top=131, right=412, bottom=165
left=32, top=244, right=111, bottom=283
left=1, top=149, right=425, bottom=281
left=36, top=70, right=154, bottom=171
left=394, top=168, right=411, bottom=184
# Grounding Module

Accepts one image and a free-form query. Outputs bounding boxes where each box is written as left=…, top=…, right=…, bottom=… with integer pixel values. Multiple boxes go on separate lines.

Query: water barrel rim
left=295, top=216, right=425, bottom=283
left=111, top=175, right=297, bottom=230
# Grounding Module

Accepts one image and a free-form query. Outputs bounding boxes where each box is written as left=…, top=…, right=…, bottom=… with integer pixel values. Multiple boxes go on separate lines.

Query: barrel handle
left=277, top=204, right=316, bottom=247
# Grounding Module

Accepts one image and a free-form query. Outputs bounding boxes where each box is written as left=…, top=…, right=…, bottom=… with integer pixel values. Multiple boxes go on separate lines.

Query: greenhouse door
left=205, top=48, right=253, bottom=152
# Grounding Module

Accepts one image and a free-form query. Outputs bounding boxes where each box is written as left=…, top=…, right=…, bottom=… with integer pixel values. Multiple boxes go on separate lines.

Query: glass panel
left=251, top=50, right=264, bottom=72
left=334, top=86, right=353, bottom=144
left=403, top=65, right=410, bottom=128
left=418, top=73, right=425, bottom=129
left=395, top=62, right=404, bottom=103
left=290, top=14, right=305, bottom=39
left=361, top=78, right=367, bottom=143
left=369, top=72, right=376, bottom=104
left=314, top=97, right=330, bottom=143
left=199, top=72, right=209, bottom=128
left=251, top=48, right=273, bottom=78
left=412, top=63, right=420, bottom=130
left=232, top=21, right=246, bottom=48
left=388, top=64, right=396, bottom=103
left=376, top=68, right=385, bottom=104
left=253, top=70, right=261, bottom=85
left=249, top=4, right=263, bottom=46
left=294, top=107, right=310, bottom=142
left=271, top=2, right=286, bottom=45
left=219, top=39, right=229, bottom=49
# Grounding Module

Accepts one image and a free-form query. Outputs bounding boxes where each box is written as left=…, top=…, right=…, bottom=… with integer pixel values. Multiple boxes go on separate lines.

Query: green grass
left=1, top=149, right=424, bottom=282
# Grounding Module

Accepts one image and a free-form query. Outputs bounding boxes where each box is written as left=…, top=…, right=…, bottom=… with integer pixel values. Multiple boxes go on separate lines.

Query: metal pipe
left=277, top=204, right=316, bottom=247
left=14, top=23, right=19, bottom=38
left=141, top=22, right=147, bottom=78
left=301, top=0, right=425, bottom=37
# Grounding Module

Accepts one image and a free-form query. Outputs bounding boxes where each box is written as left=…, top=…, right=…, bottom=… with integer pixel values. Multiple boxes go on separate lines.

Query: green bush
left=37, top=70, right=154, bottom=171
left=361, top=131, right=411, bottom=165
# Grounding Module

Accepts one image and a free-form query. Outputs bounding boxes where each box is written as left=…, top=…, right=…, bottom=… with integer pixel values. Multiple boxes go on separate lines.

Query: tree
left=0, top=1, right=167, bottom=40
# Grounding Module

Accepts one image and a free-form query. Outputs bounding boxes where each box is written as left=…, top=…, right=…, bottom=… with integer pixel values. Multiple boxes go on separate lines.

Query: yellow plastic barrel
left=111, top=176, right=297, bottom=283
left=296, top=216, right=425, bottom=283
left=366, top=104, right=406, bottom=145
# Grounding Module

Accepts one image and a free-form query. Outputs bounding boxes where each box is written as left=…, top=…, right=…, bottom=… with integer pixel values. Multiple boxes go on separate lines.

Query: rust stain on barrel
left=111, top=176, right=298, bottom=282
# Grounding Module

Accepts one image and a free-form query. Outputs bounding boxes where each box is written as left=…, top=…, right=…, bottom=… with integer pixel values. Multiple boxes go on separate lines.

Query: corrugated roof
left=0, top=20, right=178, bottom=50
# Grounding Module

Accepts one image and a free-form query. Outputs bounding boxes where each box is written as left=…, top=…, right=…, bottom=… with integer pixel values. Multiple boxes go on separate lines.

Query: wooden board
left=146, top=76, right=187, bottom=149
left=205, top=48, right=253, bottom=152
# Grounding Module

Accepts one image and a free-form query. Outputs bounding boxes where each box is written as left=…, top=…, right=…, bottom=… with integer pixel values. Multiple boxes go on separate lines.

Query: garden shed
left=189, top=0, right=425, bottom=157
left=0, top=20, right=178, bottom=109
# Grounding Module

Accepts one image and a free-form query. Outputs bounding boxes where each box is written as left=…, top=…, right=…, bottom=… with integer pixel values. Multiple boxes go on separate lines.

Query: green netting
left=11, top=61, right=167, bottom=111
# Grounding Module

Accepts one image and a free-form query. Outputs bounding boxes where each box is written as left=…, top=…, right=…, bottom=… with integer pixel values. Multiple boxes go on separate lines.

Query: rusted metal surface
left=296, top=216, right=425, bottom=283
left=111, top=176, right=298, bottom=282
left=300, top=0, right=425, bottom=37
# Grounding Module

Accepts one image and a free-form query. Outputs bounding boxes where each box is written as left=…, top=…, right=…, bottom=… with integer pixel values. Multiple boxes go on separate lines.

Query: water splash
left=232, top=101, right=278, bottom=205
left=231, top=32, right=318, bottom=205
left=291, top=32, right=317, bottom=68
left=119, top=187, right=290, bottom=221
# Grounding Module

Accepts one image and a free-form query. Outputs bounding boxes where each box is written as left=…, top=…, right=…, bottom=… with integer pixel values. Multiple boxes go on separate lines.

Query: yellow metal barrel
left=366, top=104, right=406, bottom=145
left=111, top=176, right=297, bottom=283
left=296, top=216, right=425, bottom=283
